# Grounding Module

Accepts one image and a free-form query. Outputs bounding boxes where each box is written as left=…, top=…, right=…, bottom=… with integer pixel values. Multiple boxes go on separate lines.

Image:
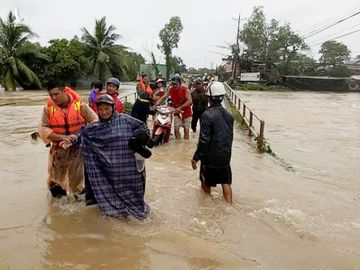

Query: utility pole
left=232, top=13, right=241, bottom=80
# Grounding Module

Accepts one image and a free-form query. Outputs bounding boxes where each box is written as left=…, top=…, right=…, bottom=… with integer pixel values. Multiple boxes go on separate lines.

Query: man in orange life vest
left=38, top=81, right=98, bottom=198
left=136, top=73, right=153, bottom=98
left=154, top=74, right=192, bottom=140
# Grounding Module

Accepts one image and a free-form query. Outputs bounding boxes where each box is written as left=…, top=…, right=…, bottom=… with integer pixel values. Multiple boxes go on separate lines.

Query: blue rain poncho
left=76, top=113, right=150, bottom=220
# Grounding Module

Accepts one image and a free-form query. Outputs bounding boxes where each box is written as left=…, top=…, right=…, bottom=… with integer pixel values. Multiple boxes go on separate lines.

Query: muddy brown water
left=0, top=84, right=359, bottom=269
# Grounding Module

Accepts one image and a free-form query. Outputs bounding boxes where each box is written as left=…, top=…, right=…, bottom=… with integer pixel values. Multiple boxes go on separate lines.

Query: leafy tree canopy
left=0, top=11, right=41, bottom=90
left=319, top=40, right=351, bottom=66
left=158, top=16, right=183, bottom=80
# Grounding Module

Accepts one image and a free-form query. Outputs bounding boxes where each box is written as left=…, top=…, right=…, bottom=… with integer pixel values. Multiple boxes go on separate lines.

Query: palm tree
left=81, top=17, right=121, bottom=81
left=0, top=11, right=42, bottom=91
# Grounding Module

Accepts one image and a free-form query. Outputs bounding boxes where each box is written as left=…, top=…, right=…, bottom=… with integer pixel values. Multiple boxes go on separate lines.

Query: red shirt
left=169, top=85, right=192, bottom=119
left=110, top=93, right=124, bottom=113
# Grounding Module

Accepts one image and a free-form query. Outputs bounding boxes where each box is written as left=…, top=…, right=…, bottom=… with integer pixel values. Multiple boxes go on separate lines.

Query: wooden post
left=258, top=120, right=265, bottom=150
left=249, top=112, right=253, bottom=136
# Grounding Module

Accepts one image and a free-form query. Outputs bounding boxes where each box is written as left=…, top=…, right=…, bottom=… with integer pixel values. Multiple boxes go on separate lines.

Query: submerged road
left=0, top=85, right=359, bottom=269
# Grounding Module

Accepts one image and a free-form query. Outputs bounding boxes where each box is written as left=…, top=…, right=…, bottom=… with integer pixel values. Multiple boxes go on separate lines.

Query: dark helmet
left=139, top=91, right=150, bottom=100
left=106, top=77, right=120, bottom=87
left=96, top=94, right=115, bottom=106
left=171, top=74, right=182, bottom=85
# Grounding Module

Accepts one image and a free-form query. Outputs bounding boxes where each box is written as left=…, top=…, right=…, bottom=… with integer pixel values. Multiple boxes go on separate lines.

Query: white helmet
left=206, top=81, right=225, bottom=97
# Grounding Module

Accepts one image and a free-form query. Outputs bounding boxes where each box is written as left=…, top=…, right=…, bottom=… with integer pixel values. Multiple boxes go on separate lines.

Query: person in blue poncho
left=62, top=94, right=154, bottom=220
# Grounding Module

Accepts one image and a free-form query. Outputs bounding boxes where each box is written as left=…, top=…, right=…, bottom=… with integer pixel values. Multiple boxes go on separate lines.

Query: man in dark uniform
left=191, top=82, right=234, bottom=204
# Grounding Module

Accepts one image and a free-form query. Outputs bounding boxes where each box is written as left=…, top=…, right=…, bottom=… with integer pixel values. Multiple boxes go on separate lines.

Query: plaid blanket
left=77, top=113, right=150, bottom=220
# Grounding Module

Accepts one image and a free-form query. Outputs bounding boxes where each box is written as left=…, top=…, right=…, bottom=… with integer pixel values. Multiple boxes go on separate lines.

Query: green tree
left=268, top=21, right=308, bottom=74
left=81, top=17, right=120, bottom=81
left=240, top=7, right=268, bottom=61
left=318, top=41, right=351, bottom=77
left=0, top=11, right=42, bottom=90
left=109, top=45, right=145, bottom=81
left=169, top=56, right=187, bottom=74
left=354, top=55, right=360, bottom=64
left=44, top=38, right=89, bottom=85
left=319, top=40, right=350, bottom=66
left=328, top=65, right=350, bottom=77
left=158, top=16, right=183, bottom=80
left=17, top=41, right=48, bottom=89
left=240, top=7, right=309, bottom=82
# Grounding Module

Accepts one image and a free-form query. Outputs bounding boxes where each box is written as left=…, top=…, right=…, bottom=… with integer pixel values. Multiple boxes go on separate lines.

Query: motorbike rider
left=154, top=74, right=192, bottom=140
left=152, top=78, right=166, bottom=103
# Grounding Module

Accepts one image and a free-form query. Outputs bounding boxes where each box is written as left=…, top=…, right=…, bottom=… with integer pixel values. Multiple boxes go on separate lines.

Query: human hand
left=67, top=134, right=78, bottom=140
left=175, top=107, right=183, bottom=113
left=59, top=139, right=73, bottom=149
left=191, top=159, right=198, bottom=170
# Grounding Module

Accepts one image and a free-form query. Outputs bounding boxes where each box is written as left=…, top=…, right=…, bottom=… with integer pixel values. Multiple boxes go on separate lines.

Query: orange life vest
left=47, top=87, right=85, bottom=135
left=139, top=81, right=153, bottom=97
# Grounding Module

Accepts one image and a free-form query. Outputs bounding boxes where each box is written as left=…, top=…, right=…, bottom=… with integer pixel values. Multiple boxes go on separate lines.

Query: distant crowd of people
left=38, top=73, right=234, bottom=220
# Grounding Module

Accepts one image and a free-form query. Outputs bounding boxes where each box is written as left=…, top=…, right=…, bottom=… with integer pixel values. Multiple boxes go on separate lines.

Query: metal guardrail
left=119, top=92, right=137, bottom=103
left=223, top=82, right=265, bottom=150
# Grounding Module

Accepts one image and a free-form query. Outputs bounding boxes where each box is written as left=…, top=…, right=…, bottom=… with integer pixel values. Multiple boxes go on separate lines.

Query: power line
left=309, top=28, right=360, bottom=46
left=301, top=5, right=358, bottom=35
left=303, top=10, right=360, bottom=39
left=307, top=22, right=360, bottom=44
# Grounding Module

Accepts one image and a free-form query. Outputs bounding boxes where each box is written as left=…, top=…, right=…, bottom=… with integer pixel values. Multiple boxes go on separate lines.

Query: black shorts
left=200, top=163, right=232, bottom=187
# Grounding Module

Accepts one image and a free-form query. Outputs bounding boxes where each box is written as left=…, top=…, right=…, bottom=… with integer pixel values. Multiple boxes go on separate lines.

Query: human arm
left=176, top=88, right=192, bottom=112
left=38, top=106, right=70, bottom=143
left=81, top=102, right=99, bottom=124
left=153, top=89, right=169, bottom=107
left=127, top=116, right=154, bottom=158
left=191, top=159, right=198, bottom=169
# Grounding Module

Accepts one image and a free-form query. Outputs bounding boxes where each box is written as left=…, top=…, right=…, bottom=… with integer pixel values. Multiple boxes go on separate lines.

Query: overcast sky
left=1, top=0, right=360, bottom=69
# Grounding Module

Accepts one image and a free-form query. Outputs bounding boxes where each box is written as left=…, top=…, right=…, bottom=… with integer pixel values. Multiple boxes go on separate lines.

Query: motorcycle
left=152, top=105, right=176, bottom=145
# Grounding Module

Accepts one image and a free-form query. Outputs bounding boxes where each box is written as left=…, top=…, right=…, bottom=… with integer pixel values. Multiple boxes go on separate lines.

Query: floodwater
left=0, top=85, right=359, bottom=269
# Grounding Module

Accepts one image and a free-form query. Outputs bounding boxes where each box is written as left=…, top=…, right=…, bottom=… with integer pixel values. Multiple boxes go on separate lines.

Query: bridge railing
left=119, top=92, right=137, bottom=103
left=223, top=82, right=265, bottom=150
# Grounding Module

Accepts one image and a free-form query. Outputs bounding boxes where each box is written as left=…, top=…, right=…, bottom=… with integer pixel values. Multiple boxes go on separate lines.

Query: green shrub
left=123, top=101, right=133, bottom=114
left=235, top=83, right=291, bottom=91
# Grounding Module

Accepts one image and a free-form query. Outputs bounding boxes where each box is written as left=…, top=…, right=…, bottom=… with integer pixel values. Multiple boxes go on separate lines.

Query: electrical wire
left=309, top=28, right=360, bottom=46
left=307, top=22, right=360, bottom=44
left=303, top=10, right=360, bottom=39
left=301, top=6, right=357, bottom=35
